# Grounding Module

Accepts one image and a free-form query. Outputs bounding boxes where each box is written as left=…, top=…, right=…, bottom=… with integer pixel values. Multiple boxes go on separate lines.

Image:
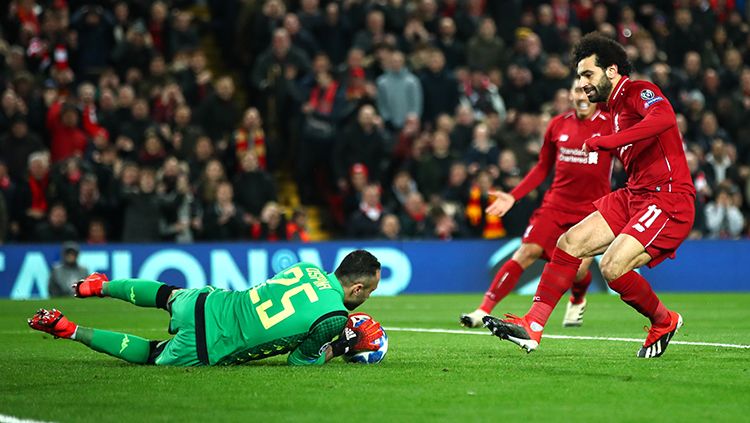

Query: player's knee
left=600, top=257, right=626, bottom=282
left=514, top=245, right=542, bottom=267
left=156, top=285, right=180, bottom=311
left=556, top=231, right=582, bottom=256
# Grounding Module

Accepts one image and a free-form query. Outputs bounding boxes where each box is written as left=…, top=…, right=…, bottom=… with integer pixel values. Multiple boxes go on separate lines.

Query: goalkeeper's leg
left=75, top=274, right=179, bottom=311
left=28, top=308, right=165, bottom=364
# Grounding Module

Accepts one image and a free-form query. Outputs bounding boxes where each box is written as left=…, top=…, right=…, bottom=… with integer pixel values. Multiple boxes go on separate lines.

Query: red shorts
left=594, top=188, right=695, bottom=268
left=522, top=205, right=592, bottom=261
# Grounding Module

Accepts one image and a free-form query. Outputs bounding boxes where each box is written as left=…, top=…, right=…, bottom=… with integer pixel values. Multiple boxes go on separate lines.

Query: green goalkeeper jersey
left=202, top=262, right=348, bottom=366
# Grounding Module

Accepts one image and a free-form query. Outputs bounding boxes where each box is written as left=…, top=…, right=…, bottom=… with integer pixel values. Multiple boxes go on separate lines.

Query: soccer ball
left=343, top=313, right=388, bottom=364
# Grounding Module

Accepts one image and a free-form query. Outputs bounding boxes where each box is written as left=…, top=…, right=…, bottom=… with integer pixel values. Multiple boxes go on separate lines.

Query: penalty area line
left=385, top=327, right=750, bottom=350
left=0, top=413, right=57, bottom=423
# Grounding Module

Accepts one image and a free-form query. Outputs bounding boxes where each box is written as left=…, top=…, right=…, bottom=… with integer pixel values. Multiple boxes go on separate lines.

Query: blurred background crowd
left=1, top=0, right=750, bottom=245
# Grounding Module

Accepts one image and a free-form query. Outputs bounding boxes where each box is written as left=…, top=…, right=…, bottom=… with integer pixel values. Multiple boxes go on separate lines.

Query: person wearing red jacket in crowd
left=461, top=80, right=613, bottom=329
left=46, top=100, right=88, bottom=163
left=484, top=34, right=695, bottom=359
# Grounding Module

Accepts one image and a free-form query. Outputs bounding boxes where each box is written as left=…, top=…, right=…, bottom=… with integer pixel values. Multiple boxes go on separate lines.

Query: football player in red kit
left=460, top=82, right=613, bottom=329
left=484, top=33, right=695, bottom=358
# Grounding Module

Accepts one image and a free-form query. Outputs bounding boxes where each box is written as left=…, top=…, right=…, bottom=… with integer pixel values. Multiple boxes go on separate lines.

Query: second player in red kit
left=484, top=33, right=695, bottom=359
left=460, top=82, right=613, bottom=328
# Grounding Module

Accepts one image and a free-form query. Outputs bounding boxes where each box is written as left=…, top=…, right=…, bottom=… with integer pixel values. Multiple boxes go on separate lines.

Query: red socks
left=525, top=248, right=581, bottom=328
left=479, top=259, right=524, bottom=313
left=608, top=271, right=670, bottom=326
left=570, top=270, right=592, bottom=304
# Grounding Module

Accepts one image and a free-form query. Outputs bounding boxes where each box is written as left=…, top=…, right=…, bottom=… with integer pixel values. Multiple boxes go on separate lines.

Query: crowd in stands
left=1, top=0, right=750, bottom=245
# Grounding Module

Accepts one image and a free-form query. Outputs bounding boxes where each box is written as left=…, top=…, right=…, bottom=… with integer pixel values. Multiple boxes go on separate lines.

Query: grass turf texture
left=1, top=293, right=749, bottom=423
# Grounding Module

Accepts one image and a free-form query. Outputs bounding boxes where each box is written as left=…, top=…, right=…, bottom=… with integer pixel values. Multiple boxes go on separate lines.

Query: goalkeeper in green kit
left=27, top=250, right=384, bottom=366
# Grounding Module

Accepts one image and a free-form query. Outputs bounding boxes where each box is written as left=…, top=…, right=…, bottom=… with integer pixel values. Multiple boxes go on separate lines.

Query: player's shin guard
left=74, top=327, right=152, bottom=364
left=608, top=271, right=669, bottom=326
left=570, top=270, right=592, bottom=304
left=105, top=279, right=178, bottom=310
left=479, top=259, right=524, bottom=313
left=526, top=248, right=581, bottom=328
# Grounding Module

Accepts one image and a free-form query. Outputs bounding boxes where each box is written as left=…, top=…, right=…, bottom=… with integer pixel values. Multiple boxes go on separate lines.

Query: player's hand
left=485, top=190, right=515, bottom=217
left=582, top=134, right=601, bottom=154
left=329, top=327, right=360, bottom=357
left=350, top=319, right=384, bottom=352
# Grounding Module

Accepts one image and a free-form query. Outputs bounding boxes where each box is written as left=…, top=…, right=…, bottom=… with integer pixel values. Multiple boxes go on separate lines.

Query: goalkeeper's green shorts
left=153, top=286, right=215, bottom=366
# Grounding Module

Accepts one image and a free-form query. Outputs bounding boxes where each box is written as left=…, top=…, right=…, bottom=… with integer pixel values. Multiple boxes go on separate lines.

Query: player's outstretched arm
left=585, top=96, right=674, bottom=151
left=485, top=190, right=516, bottom=217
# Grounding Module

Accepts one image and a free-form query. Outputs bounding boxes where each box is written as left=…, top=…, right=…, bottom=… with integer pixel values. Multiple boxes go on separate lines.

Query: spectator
left=233, top=151, right=277, bottom=221
left=169, top=104, right=203, bottom=161
left=316, top=2, right=351, bottom=65
left=158, top=163, right=195, bottom=244
left=334, top=105, right=388, bottom=188
left=86, top=218, right=108, bottom=244
left=414, top=130, right=457, bottom=199
left=385, top=169, right=419, bottom=214
left=70, top=6, right=115, bottom=79
left=169, top=11, right=199, bottom=57
left=464, top=123, right=499, bottom=175
left=119, top=98, right=153, bottom=148
left=284, top=13, right=319, bottom=60
left=419, top=49, right=460, bottom=126
left=435, top=17, right=465, bottom=70
left=196, top=76, right=241, bottom=148
left=46, top=101, right=88, bottom=163
left=251, top=28, right=311, bottom=157
left=399, top=191, right=429, bottom=238
left=460, top=69, right=506, bottom=122
left=195, top=159, right=227, bottom=207
left=68, top=173, right=110, bottom=237
left=297, top=68, right=345, bottom=204
left=250, top=201, right=287, bottom=241
left=348, top=183, right=384, bottom=239
left=121, top=169, right=161, bottom=242
left=202, top=181, right=246, bottom=241
left=467, top=17, right=507, bottom=72
left=379, top=213, right=401, bottom=240
left=48, top=242, right=89, bottom=297
left=286, top=208, right=310, bottom=242
left=0, top=114, right=45, bottom=181
left=12, top=151, right=50, bottom=241
left=376, top=50, right=423, bottom=130
left=705, top=185, right=745, bottom=239
left=352, top=9, right=387, bottom=54
left=33, top=203, right=79, bottom=243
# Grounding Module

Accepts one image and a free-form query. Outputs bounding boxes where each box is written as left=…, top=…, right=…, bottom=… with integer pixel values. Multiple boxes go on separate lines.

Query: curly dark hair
left=573, top=33, right=632, bottom=76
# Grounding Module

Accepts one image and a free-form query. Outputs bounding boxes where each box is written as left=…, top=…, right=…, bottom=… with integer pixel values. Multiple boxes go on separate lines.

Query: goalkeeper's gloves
left=329, top=327, right=360, bottom=357
left=350, top=318, right=384, bottom=352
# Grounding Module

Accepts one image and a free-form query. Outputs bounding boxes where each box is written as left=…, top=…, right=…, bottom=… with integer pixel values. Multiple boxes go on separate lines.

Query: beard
left=344, top=299, right=363, bottom=311
left=586, top=77, right=613, bottom=103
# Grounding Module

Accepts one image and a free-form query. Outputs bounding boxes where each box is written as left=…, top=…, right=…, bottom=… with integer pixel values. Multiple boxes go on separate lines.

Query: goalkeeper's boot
left=73, top=272, right=109, bottom=297
left=459, top=309, right=488, bottom=328
left=637, top=310, right=683, bottom=358
left=27, top=309, right=77, bottom=339
left=562, top=297, right=586, bottom=327
left=483, top=313, right=543, bottom=353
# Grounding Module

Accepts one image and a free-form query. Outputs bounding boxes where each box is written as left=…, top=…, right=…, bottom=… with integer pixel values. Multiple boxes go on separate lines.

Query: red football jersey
left=511, top=108, right=614, bottom=214
left=587, top=76, right=695, bottom=196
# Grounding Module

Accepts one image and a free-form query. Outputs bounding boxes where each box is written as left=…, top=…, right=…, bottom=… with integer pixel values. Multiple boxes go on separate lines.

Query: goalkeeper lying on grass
left=28, top=250, right=384, bottom=366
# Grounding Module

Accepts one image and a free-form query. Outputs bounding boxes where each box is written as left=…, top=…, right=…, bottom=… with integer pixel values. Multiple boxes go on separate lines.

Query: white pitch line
left=385, top=327, right=750, bottom=350
left=0, top=413, right=56, bottom=423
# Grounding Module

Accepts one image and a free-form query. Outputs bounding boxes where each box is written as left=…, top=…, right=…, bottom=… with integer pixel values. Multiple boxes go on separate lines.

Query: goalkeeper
left=28, top=250, right=384, bottom=366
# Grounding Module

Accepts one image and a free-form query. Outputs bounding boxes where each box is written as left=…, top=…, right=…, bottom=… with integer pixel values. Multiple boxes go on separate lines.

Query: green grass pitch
left=1, top=293, right=749, bottom=422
